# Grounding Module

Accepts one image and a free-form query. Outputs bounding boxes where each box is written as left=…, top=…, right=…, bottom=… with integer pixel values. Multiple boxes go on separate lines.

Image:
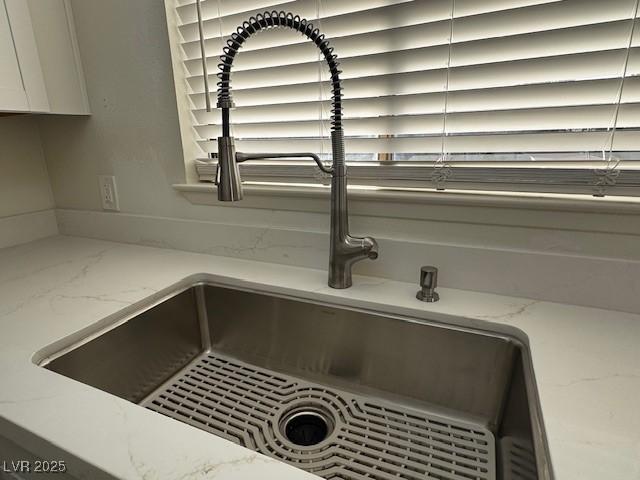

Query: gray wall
left=37, top=0, right=188, bottom=218
left=0, top=115, right=54, bottom=218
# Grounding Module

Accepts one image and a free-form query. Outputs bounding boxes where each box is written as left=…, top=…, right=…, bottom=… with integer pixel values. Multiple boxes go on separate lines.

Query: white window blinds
left=171, top=0, right=640, bottom=197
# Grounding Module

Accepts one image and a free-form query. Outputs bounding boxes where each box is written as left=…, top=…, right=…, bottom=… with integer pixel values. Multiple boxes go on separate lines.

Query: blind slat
left=188, top=48, right=640, bottom=92
left=183, top=18, right=640, bottom=74
left=177, top=0, right=414, bottom=27
left=179, top=0, right=445, bottom=43
left=193, top=104, right=640, bottom=140
left=178, top=0, right=637, bottom=44
left=195, top=130, right=640, bottom=154
left=177, top=0, right=562, bottom=25
left=190, top=77, right=640, bottom=112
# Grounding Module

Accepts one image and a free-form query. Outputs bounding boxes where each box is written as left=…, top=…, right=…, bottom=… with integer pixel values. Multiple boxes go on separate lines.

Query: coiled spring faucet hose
left=216, top=11, right=344, bottom=135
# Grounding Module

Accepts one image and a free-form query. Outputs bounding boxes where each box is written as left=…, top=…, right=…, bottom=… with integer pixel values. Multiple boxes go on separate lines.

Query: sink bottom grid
left=142, top=351, right=496, bottom=480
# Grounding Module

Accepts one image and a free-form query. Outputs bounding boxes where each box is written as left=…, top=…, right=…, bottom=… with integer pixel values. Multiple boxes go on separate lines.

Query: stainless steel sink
left=38, top=280, right=552, bottom=480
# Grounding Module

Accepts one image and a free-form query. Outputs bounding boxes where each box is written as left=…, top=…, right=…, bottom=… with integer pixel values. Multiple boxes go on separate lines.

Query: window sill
left=173, top=182, right=640, bottom=215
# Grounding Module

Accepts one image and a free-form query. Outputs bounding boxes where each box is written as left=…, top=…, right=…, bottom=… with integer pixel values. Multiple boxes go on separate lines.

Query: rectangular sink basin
left=38, top=280, right=552, bottom=480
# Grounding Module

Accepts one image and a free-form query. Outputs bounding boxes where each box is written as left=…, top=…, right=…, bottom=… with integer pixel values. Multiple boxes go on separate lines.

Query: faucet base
left=329, top=280, right=352, bottom=290
left=416, top=291, right=440, bottom=302
left=328, top=264, right=352, bottom=289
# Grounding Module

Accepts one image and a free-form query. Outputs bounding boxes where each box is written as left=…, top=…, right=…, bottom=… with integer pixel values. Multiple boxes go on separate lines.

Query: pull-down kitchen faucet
left=212, top=11, right=378, bottom=289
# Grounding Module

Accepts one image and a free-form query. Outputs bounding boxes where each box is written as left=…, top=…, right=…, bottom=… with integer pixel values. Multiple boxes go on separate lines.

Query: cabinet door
left=0, top=0, right=29, bottom=111
left=4, top=0, right=48, bottom=112
left=26, top=0, right=88, bottom=114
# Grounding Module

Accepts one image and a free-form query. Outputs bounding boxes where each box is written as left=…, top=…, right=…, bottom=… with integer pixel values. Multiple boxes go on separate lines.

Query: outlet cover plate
left=98, top=175, right=120, bottom=211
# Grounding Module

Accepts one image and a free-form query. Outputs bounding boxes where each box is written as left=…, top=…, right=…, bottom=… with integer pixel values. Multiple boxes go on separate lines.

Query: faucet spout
left=212, top=11, right=378, bottom=289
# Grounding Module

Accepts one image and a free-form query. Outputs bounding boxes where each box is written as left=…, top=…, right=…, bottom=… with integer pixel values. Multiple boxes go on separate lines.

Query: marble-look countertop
left=0, top=236, right=639, bottom=479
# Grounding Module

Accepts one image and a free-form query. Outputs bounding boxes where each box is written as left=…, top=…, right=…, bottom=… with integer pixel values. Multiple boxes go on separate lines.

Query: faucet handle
left=363, top=236, right=379, bottom=260
left=416, top=266, right=439, bottom=302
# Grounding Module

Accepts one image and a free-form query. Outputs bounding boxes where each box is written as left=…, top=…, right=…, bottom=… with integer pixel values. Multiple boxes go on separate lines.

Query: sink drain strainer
left=143, top=351, right=496, bottom=480
left=280, top=405, right=334, bottom=447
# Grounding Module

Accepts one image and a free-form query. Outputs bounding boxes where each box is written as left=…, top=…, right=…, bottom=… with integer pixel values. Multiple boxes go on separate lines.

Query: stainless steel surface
left=236, top=152, right=333, bottom=174
left=42, top=288, right=201, bottom=403
left=214, top=14, right=378, bottom=289
left=216, top=136, right=243, bottom=201
left=500, top=437, right=537, bottom=480
left=417, top=266, right=440, bottom=303
left=328, top=130, right=379, bottom=289
left=41, top=282, right=552, bottom=480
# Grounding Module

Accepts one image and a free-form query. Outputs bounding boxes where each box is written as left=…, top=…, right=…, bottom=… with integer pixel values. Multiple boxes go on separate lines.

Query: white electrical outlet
left=98, top=175, right=120, bottom=211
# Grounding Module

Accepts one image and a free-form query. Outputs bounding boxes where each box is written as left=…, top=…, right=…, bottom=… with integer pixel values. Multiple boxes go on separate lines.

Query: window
left=169, top=0, right=640, bottom=198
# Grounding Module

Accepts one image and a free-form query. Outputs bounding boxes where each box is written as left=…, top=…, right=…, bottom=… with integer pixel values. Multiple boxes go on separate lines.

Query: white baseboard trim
left=0, top=210, right=59, bottom=249
left=55, top=208, right=640, bottom=314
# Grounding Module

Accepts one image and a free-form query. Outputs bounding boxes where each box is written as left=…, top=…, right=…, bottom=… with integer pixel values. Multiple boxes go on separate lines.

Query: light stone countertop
left=0, top=235, right=639, bottom=479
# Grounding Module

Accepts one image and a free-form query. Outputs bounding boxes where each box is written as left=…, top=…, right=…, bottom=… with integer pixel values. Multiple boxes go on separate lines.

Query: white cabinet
left=0, top=0, right=89, bottom=114
left=0, top=0, right=30, bottom=111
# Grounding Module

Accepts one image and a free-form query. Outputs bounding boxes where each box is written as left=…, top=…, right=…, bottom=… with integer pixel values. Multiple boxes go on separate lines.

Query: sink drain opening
left=280, top=407, right=334, bottom=447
